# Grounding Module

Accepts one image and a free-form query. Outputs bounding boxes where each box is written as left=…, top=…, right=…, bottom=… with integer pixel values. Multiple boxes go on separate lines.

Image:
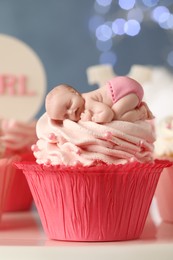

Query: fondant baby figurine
left=45, top=76, right=154, bottom=123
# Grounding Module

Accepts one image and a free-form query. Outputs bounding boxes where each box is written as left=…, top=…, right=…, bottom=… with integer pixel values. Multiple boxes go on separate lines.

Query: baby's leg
left=118, top=103, right=154, bottom=122
left=112, top=93, right=139, bottom=120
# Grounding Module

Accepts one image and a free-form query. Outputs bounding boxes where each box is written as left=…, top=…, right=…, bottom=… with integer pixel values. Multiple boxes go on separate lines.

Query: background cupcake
left=16, top=111, right=170, bottom=241
left=0, top=118, right=37, bottom=212
left=0, top=145, right=17, bottom=218
left=154, top=116, right=173, bottom=223
left=127, top=65, right=173, bottom=223
left=0, top=34, right=47, bottom=212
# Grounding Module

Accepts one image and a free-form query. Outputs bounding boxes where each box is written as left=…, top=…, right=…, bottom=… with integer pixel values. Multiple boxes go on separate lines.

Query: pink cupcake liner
left=155, top=165, right=173, bottom=223
left=4, top=152, right=34, bottom=212
left=16, top=160, right=171, bottom=241
left=0, top=156, right=20, bottom=217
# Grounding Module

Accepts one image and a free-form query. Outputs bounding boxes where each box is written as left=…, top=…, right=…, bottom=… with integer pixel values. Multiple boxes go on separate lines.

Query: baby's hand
left=80, top=110, right=92, bottom=121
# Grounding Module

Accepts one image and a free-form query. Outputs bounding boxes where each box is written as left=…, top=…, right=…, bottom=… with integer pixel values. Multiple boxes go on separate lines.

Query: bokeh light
left=89, top=15, right=105, bottom=33
left=142, top=0, right=159, bottom=7
left=112, top=18, right=126, bottom=35
left=96, top=39, right=113, bottom=51
left=94, top=1, right=111, bottom=14
left=152, top=6, right=170, bottom=23
left=90, top=0, right=173, bottom=68
left=127, top=8, right=144, bottom=22
left=96, top=24, right=112, bottom=41
left=166, top=14, right=173, bottom=29
left=99, top=51, right=117, bottom=65
left=96, top=0, right=112, bottom=7
left=118, top=0, right=136, bottom=10
left=124, top=20, right=141, bottom=36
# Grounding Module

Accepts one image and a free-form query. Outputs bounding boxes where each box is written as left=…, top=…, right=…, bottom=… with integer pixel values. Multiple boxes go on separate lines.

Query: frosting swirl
left=154, top=116, right=173, bottom=158
left=33, top=113, right=155, bottom=166
left=0, top=118, right=37, bottom=156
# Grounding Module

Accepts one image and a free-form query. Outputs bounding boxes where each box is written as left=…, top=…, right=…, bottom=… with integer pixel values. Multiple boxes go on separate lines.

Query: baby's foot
left=140, top=102, right=155, bottom=120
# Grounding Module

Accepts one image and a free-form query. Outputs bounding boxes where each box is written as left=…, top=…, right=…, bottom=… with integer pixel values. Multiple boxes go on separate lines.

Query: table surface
left=0, top=211, right=172, bottom=260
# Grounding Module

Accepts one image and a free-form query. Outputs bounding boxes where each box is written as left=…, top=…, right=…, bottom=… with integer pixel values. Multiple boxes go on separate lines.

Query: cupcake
left=154, top=116, right=173, bottom=223
left=0, top=152, right=19, bottom=219
left=0, top=118, right=37, bottom=212
left=16, top=111, right=170, bottom=241
left=0, top=34, right=47, bottom=212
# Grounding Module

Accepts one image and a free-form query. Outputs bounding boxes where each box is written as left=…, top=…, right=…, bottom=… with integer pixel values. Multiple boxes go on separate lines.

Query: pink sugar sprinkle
left=45, top=159, right=51, bottom=166
left=48, top=133, right=57, bottom=141
left=104, top=131, right=113, bottom=140
left=139, top=140, right=144, bottom=147
left=31, top=144, right=39, bottom=152
left=129, top=157, right=135, bottom=162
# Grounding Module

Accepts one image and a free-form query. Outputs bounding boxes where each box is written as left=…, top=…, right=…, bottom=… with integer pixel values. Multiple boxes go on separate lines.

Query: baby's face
left=61, top=92, right=85, bottom=121
left=47, top=87, right=85, bottom=121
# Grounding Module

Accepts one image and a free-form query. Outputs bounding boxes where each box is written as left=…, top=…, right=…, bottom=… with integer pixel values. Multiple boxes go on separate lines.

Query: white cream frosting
left=154, top=116, right=173, bottom=157
left=0, top=118, right=37, bottom=155
left=32, top=113, right=155, bottom=166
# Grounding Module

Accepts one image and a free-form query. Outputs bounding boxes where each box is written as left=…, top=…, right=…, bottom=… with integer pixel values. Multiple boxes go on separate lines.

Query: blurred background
left=0, top=0, right=173, bottom=118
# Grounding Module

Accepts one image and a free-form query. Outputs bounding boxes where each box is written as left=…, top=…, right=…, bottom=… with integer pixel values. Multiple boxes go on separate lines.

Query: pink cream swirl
left=32, top=113, right=155, bottom=166
left=0, top=118, right=37, bottom=156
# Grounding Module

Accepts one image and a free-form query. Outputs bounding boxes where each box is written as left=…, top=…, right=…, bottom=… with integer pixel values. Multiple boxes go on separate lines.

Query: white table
left=0, top=211, right=172, bottom=260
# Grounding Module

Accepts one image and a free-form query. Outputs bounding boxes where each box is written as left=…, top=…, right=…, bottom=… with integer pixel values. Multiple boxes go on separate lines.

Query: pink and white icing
left=0, top=118, right=37, bottom=156
left=154, top=116, right=173, bottom=158
left=32, top=113, right=155, bottom=166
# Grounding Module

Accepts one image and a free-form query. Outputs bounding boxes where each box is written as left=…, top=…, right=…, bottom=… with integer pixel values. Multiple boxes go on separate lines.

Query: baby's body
left=81, top=76, right=152, bottom=122
left=46, top=76, right=154, bottom=123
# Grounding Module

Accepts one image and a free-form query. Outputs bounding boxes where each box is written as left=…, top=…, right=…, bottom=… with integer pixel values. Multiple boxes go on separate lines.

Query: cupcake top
left=0, top=118, right=37, bottom=156
left=32, top=113, right=155, bottom=166
left=154, top=116, right=173, bottom=158
left=32, top=77, right=155, bottom=166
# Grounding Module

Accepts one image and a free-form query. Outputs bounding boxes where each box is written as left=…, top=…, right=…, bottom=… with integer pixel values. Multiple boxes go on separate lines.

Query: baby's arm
left=92, top=101, right=114, bottom=123
left=81, top=100, right=114, bottom=123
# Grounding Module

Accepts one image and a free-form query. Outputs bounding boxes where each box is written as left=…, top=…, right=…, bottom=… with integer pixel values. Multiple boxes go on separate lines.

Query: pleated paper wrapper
left=155, top=165, right=173, bottom=223
left=4, top=152, right=34, bottom=212
left=0, top=156, right=21, bottom=218
left=16, top=160, right=171, bottom=241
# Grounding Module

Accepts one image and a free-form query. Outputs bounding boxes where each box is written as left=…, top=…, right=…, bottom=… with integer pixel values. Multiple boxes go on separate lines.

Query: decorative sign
left=129, top=65, right=173, bottom=123
left=0, top=34, right=46, bottom=121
